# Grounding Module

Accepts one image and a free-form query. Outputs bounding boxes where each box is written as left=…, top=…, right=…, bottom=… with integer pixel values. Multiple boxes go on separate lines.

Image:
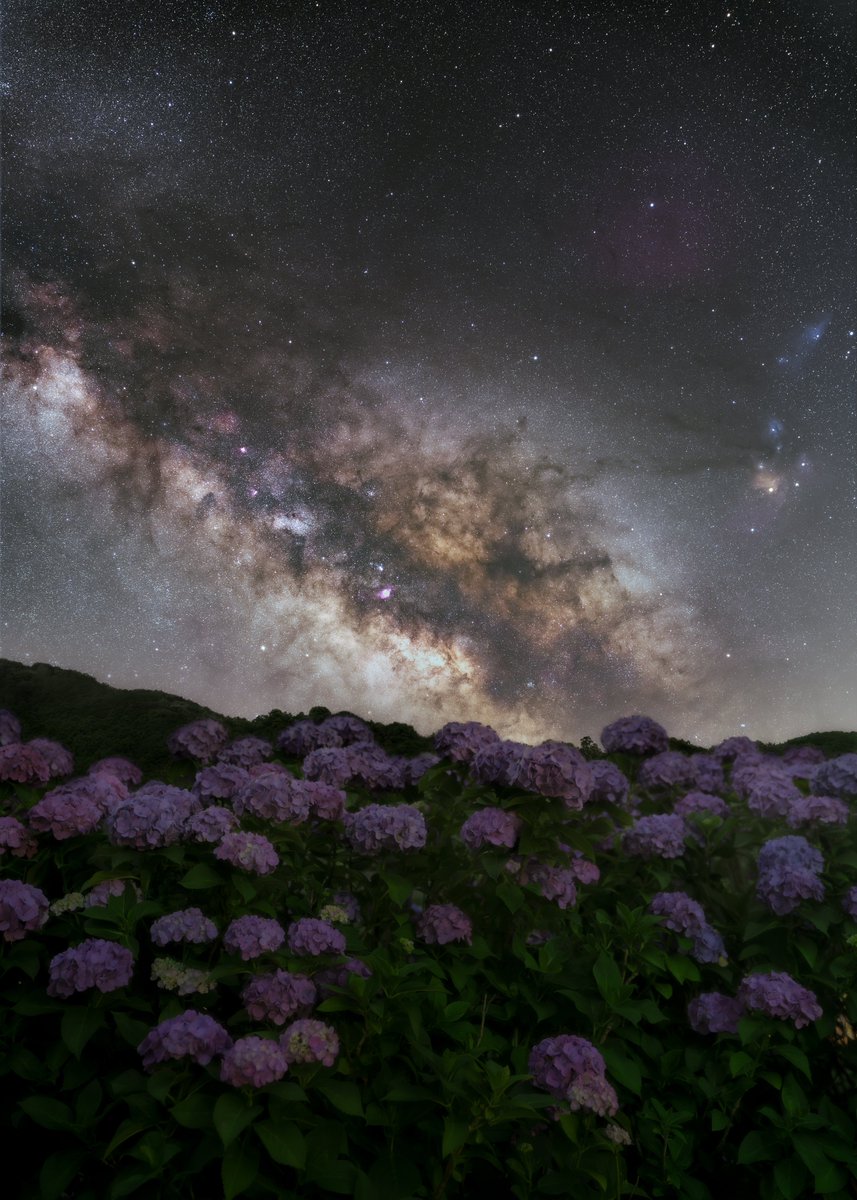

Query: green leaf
left=113, top=1011, right=151, bottom=1049
left=75, top=1080, right=103, bottom=1124
left=103, top=1120, right=154, bottom=1160
left=18, top=1096, right=75, bottom=1131
left=256, top=1120, right=306, bottom=1168
left=39, top=1151, right=88, bottom=1200
left=737, top=1131, right=776, bottom=1165
left=666, top=954, right=700, bottom=984
left=775, top=1045, right=812, bottom=1081
left=379, top=872, right=412, bottom=906
left=171, top=1092, right=214, bottom=1129
left=214, top=1093, right=261, bottom=1147
left=221, top=1142, right=259, bottom=1200
left=179, top=863, right=224, bottom=889
left=710, top=1110, right=729, bottom=1132
left=782, top=1074, right=808, bottom=1117
left=773, top=1156, right=809, bottom=1200
left=442, top=1117, right=469, bottom=1157
left=593, top=951, right=623, bottom=1004
left=305, top=1158, right=356, bottom=1193
left=729, top=1051, right=754, bottom=1078
left=496, top=882, right=524, bottom=913
left=383, top=1083, right=439, bottom=1103
left=315, top=1079, right=364, bottom=1117
left=601, top=1047, right=642, bottom=1095
left=61, top=1006, right=104, bottom=1059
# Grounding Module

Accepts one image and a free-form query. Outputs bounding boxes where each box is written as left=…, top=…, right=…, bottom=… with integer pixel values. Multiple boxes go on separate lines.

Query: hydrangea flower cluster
left=89, top=756, right=143, bottom=785
left=459, top=807, right=522, bottom=850
left=214, top=831, right=279, bottom=875
left=587, top=759, right=631, bottom=808
left=313, top=958, right=373, bottom=998
left=185, top=805, right=239, bottom=843
left=416, top=904, right=473, bottom=945
left=811, top=753, right=857, bottom=798
left=0, top=708, right=22, bottom=745
left=688, top=753, right=726, bottom=793
left=622, top=814, right=688, bottom=860
left=106, top=788, right=197, bottom=850
left=842, top=886, right=857, bottom=921
left=301, top=779, right=346, bottom=822
left=138, top=1010, right=233, bottom=1070
left=167, top=718, right=229, bottom=764
left=192, top=762, right=250, bottom=802
left=348, top=742, right=407, bottom=790
left=649, top=892, right=727, bottom=964
left=781, top=744, right=826, bottom=772
left=27, top=788, right=103, bottom=840
left=47, top=938, right=134, bottom=996
left=224, top=915, right=286, bottom=960
left=301, top=746, right=353, bottom=787
left=0, top=879, right=49, bottom=941
left=434, top=721, right=501, bottom=764
left=0, top=815, right=38, bottom=858
left=756, top=835, right=825, bottom=916
left=242, top=969, right=317, bottom=1024
left=529, top=1035, right=619, bottom=1117
left=232, top=774, right=310, bottom=824
left=470, top=740, right=529, bottom=787
left=150, top=907, right=218, bottom=946
left=0, top=742, right=52, bottom=784
left=151, top=958, right=216, bottom=996
left=518, top=742, right=593, bottom=808
left=50, top=892, right=87, bottom=916
left=687, top=992, right=746, bottom=1035
left=785, top=795, right=849, bottom=828
left=637, top=751, right=696, bottom=793
left=737, top=971, right=822, bottom=1029
left=220, top=1036, right=289, bottom=1087
left=86, top=878, right=141, bottom=907
left=343, top=804, right=427, bottom=854
left=405, top=752, right=442, bottom=784
left=218, top=736, right=273, bottom=768
left=280, top=1018, right=340, bottom=1067
left=600, top=715, right=669, bottom=756
left=27, top=738, right=74, bottom=778
left=330, top=892, right=362, bottom=923
left=711, top=735, right=759, bottom=761
left=276, top=720, right=343, bottom=756
left=673, top=792, right=731, bottom=820
left=287, top=918, right=346, bottom=956
left=525, top=862, right=578, bottom=910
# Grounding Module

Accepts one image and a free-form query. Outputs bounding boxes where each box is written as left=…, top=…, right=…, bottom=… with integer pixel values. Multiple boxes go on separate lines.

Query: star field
left=1, top=1, right=855, bottom=744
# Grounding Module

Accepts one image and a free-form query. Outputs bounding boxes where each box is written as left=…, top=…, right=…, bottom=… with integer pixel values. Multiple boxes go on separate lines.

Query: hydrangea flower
left=301, top=746, right=353, bottom=787
left=637, top=751, right=696, bottom=793
left=150, top=907, right=218, bottom=946
left=600, top=716, right=669, bottom=756
left=88, top=757, right=143, bottom=786
left=587, top=759, right=631, bottom=808
left=318, top=904, right=351, bottom=924
left=277, top=720, right=343, bottom=756
left=673, top=792, right=731, bottom=820
left=746, top=772, right=803, bottom=819
left=711, top=735, right=759, bottom=762
left=649, top=892, right=726, bottom=964
left=138, top=1010, right=233, bottom=1070
left=151, top=957, right=216, bottom=995
left=434, top=721, right=501, bottom=764
left=785, top=795, right=849, bottom=828
left=0, top=709, right=22, bottom=746
left=0, top=742, right=52, bottom=784
left=737, top=971, right=822, bottom=1029
left=192, top=762, right=250, bottom=802
left=287, top=918, right=346, bottom=957
left=218, top=737, right=273, bottom=768
left=330, top=892, right=362, bottom=923
left=518, top=742, right=593, bottom=808
left=688, top=753, right=726, bottom=793
left=346, top=742, right=406, bottom=790
left=27, top=739, right=74, bottom=778
left=224, top=915, right=286, bottom=960
left=687, top=992, right=746, bottom=1035
left=343, top=803, right=427, bottom=854
left=86, top=878, right=142, bottom=907
left=27, top=788, right=103, bottom=840
left=0, top=815, right=38, bottom=858
left=105, top=790, right=191, bottom=850
left=416, top=904, right=473, bottom=945
left=811, top=753, right=857, bottom=799
left=280, top=1019, right=340, bottom=1067
left=47, top=938, right=134, bottom=996
left=313, top=958, right=373, bottom=999
left=781, top=744, right=826, bottom=772
left=561, top=849, right=601, bottom=886
left=0, top=879, right=49, bottom=941
left=525, top=863, right=578, bottom=910
left=232, top=775, right=309, bottom=824
left=459, top=807, right=522, bottom=850
left=756, top=835, right=825, bottom=916
left=167, top=718, right=229, bottom=764
left=242, top=969, right=317, bottom=1024
left=842, top=886, right=857, bottom=921
left=214, top=831, right=280, bottom=875
left=318, top=714, right=373, bottom=745
left=529, top=1035, right=619, bottom=1117
left=405, top=752, right=442, bottom=784
left=50, top=891, right=87, bottom=916
left=468, top=738, right=528, bottom=787
left=221, top=1036, right=289, bottom=1087
left=185, top=805, right=239, bottom=843
left=622, top=813, right=688, bottom=859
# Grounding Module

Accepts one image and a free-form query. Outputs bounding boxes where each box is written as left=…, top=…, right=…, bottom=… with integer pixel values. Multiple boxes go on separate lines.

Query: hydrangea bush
left=0, top=707, right=855, bottom=1200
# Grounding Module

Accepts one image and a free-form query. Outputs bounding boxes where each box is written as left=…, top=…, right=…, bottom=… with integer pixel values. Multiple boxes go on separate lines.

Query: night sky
left=2, top=1, right=855, bottom=746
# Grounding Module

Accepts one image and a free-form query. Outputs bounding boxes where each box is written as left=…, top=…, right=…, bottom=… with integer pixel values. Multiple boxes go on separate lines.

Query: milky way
left=1, top=1, right=855, bottom=744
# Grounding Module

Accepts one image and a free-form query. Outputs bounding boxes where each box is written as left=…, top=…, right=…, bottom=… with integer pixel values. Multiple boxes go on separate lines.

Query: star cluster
left=1, top=1, right=855, bottom=744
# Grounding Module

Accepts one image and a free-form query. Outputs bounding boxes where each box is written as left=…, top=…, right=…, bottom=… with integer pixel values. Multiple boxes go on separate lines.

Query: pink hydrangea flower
left=214, top=831, right=279, bottom=875
left=138, top=1010, right=232, bottom=1070
left=600, top=716, right=669, bottom=756
left=737, top=971, right=822, bottom=1029
left=280, top=1018, right=340, bottom=1067
left=0, top=742, right=52, bottom=784
left=416, top=904, right=473, bottom=945
left=0, top=879, right=49, bottom=941
left=0, top=815, right=39, bottom=858
left=88, top=757, right=143, bottom=786
left=459, top=807, right=522, bottom=850
left=287, top=918, right=346, bottom=957
left=224, top=915, right=286, bottom=960
left=220, top=1036, right=289, bottom=1087
left=27, top=788, right=103, bottom=840
left=242, top=969, right=317, bottom=1024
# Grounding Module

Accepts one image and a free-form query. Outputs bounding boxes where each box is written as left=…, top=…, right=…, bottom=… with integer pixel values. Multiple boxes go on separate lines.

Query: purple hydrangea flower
left=0, top=709, right=22, bottom=746
left=416, top=904, right=473, bottom=945
left=737, top=971, right=822, bottom=1029
left=470, top=739, right=530, bottom=787
left=300, top=779, right=346, bottom=822
left=558, top=847, right=600, bottom=885
left=673, top=791, right=731, bottom=820
left=88, top=757, right=143, bottom=786
left=649, top=892, right=726, bottom=964
left=220, top=1036, right=289, bottom=1087
left=811, top=753, right=857, bottom=799
left=167, top=718, right=229, bottom=764
left=688, top=753, right=726, bottom=793
left=343, top=803, right=427, bottom=854
left=185, top=804, right=239, bottom=843
left=214, top=831, right=280, bottom=875
left=302, top=746, right=353, bottom=787
left=27, top=739, right=74, bottom=778
left=346, top=742, right=406, bottom=790
left=242, top=969, right=317, bottom=1024
left=224, top=915, right=286, bottom=960
left=785, top=795, right=849, bottom=828
left=434, top=721, right=501, bottom=764
left=600, top=716, right=668, bottom=756
left=687, top=992, right=746, bottom=1034
left=218, top=737, right=273, bottom=768
left=459, top=807, right=522, bottom=850
left=330, top=892, right=362, bottom=923
left=524, top=862, right=578, bottom=910
left=781, top=744, right=826, bottom=772
left=319, top=714, right=373, bottom=744
left=712, top=735, right=760, bottom=762
left=232, top=774, right=309, bottom=824
left=27, top=788, right=103, bottom=840
left=105, top=790, right=190, bottom=850
left=842, top=886, right=857, bottom=921
left=588, top=759, right=631, bottom=808
left=622, top=813, right=688, bottom=859
left=637, top=751, right=696, bottom=793
left=405, top=752, right=442, bottom=785
left=138, top=1010, right=233, bottom=1070
left=0, top=815, right=39, bottom=858
left=518, top=742, right=594, bottom=809
left=277, top=720, right=343, bottom=756
left=280, top=1018, right=340, bottom=1067
left=313, top=957, right=373, bottom=998
left=287, top=918, right=346, bottom=957
left=193, top=762, right=250, bottom=803
left=756, top=835, right=825, bottom=916
left=47, top=938, right=134, bottom=996
left=746, top=771, right=803, bottom=819
left=150, top=907, right=218, bottom=947
left=0, top=879, right=49, bottom=941
left=528, top=1035, right=618, bottom=1117
left=86, top=878, right=142, bottom=907
left=0, top=742, right=52, bottom=784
